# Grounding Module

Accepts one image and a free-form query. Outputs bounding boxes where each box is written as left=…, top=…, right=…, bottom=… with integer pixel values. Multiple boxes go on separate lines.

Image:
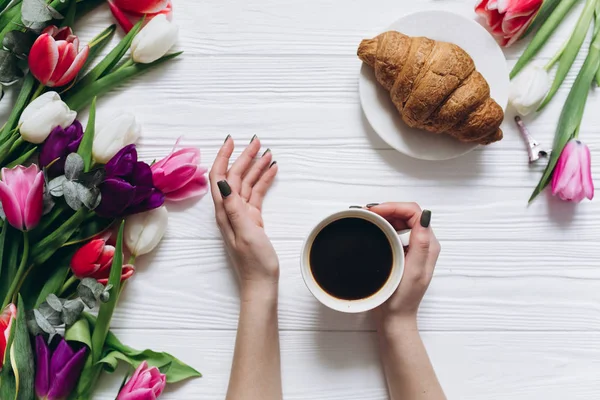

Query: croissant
left=358, top=31, right=504, bottom=145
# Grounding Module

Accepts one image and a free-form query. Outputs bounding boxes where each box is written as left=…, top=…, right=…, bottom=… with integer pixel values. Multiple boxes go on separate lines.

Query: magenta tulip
left=28, top=26, right=89, bottom=87
left=0, top=165, right=44, bottom=231
left=117, top=361, right=167, bottom=400
left=151, top=146, right=208, bottom=201
left=551, top=139, right=594, bottom=203
left=0, top=304, right=16, bottom=370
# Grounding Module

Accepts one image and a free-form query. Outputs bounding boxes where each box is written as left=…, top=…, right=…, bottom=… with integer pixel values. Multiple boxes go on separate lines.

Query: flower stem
left=59, top=274, right=79, bottom=297
left=128, top=255, right=136, bottom=265
left=30, top=82, right=45, bottom=102
left=2, top=232, right=29, bottom=308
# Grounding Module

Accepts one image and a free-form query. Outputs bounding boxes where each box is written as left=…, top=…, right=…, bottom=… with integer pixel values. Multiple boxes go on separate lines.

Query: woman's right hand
left=368, top=202, right=440, bottom=328
left=209, top=136, right=280, bottom=300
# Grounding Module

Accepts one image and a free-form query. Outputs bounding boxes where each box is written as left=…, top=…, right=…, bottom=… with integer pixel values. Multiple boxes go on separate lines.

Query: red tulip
left=551, top=139, right=594, bottom=203
left=71, top=239, right=134, bottom=285
left=0, top=304, right=17, bottom=369
left=151, top=146, right=208, bottom=201
left=28, top=26, right=89, bottom=87
left=475, top=0, right=543, bottom=46
left=109, top=0, right=172, bottom=33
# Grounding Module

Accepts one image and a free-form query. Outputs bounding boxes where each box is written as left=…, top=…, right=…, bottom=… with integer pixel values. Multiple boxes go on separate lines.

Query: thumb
left=217, top=180, right=252, bottom=233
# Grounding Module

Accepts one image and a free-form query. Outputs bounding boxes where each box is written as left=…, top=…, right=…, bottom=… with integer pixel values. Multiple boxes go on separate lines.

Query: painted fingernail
left=349, top=205, right=362, bottom=209
left=269, top=161, right=277, bottom=168
left=262, top=148, right=271, bottom=157
left=250, top=134, right=258, bottom=143
left=420, top=210, right=432, bottom=228
left=366, top=203, right=379, bottom=208
left=217, top=180, right=232, bottom=198
left=223, top=134, right=231, bottom=144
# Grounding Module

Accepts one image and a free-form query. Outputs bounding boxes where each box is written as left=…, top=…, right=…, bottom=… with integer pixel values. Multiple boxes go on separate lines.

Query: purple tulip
left=39, top=121, right=84, bottom=177
left=95, top=144, right=165, bottom=218
left=35, top=335, right=87, bottom=400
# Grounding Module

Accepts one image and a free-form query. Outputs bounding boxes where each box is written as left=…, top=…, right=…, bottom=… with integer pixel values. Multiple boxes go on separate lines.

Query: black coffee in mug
left=309, top=217, right=394, bottom=300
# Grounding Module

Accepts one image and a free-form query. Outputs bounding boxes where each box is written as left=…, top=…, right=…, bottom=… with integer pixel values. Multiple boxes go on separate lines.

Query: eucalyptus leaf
left=63, top=180, right=83, bottom=210
left=32, top=308, right=58, bottom=335
left=48, top=175, right=67, bottom=197
left=64, top=152, right=84, bottom=180
left=0, top=48, right=21, bottom=84
left=3, top=30, right=35, bottom=59
left=46, top=293, right=63, bottom=312
left=38, top=298, right=62, bottom=324
left=76, top=183, right=101, bottom=210
left=21, top=0, right=62, bottom=29
left=62, top=299, right=84, bottom=325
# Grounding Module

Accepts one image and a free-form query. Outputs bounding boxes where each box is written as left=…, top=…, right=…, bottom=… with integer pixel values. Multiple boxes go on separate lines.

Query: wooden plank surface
left=1, top=0, right=598, bottom=398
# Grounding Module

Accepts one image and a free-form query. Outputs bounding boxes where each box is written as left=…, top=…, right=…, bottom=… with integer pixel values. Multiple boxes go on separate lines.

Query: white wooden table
left=42, top=0, right=600, bottom=398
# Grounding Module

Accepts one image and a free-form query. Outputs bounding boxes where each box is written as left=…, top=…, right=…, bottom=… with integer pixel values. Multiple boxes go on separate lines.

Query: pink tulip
left=475, top=0, right=543, bottom=46
left=117, top=361, right=166, bottom=400
left=551, top=140, right=594, bottom=203
left=0, top=165, right=44, bottom=231
left=28, top=26, right=89, bottom=87
left=151, top=145, right=208, bottom=202
left=109, top=0, right=173, bottom=33
left=0, top=304, right=17, bottom=369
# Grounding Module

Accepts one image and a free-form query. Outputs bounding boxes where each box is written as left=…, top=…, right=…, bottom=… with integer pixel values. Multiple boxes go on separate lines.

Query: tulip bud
left=92, top=112, right=141, bottom=164
left=551, top=139, right=594, bottom=203
left=151, top=146, right=208, bottom=201
left=28, top=26, right=89, bottom=87
left=124, top=206, right=168, bottom=256
left=0, top=165, right=44, bottom=231
left=131, top=14, right=179, bottom=64
left=71, top=238, right=134, bottom=284
left=117, top=361, right=166, bottom=400
left=18, top=91, right=77, bottom=144
left=0, top=304, right=17, bottom=370
left=509, top=64, right=550, bottom=116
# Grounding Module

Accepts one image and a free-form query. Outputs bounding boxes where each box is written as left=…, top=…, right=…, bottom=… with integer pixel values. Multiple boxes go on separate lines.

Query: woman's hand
left=368, top=202, right=440, bottom=328
left=209, top=135, right=279, bottom=300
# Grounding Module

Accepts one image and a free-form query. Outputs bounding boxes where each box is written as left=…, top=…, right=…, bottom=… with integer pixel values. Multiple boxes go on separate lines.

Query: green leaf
left=78, top=97, right=96, bottom=172
left=0, top=221, right=7, bottom=286
left=5, top=145, right=36, bottom=168
left=30, top=208, right=88, bottom=265
left=33, top=262, right=69, bottom=307
left=530, top=30, right=600, bottom=202
left=73, top=19, right=143, bottom=91
left=510, top=0, right=579, bottom=79
left=65, top=316, right=91, bottom=348
left=82, top=313, right=201, bottom=383
left=66, top=52, right=183, bottom=111
left=0, top=226, right=19, bottom=306
left=62, top=216, right=113, bottom=247
left=538, top=0, right=596, bottom=110
left=91, top=220, right=124, bottom=363
left=82, top=25, right=116, bottom=73
left=0, top=295, right=35, bottom=400
left=60, top=0, right=75, bottom=28
left=522, top=0, right=563, bottom=39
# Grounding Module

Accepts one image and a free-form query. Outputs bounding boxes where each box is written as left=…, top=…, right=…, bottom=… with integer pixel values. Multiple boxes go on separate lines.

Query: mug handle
left=398, top=229, right=411, bottom=247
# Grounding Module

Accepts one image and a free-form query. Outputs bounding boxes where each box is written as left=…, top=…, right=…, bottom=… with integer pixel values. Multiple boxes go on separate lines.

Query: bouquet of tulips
left=0, top=0, right=205, bottom=398
left=477, top=0, right=595, bottom=204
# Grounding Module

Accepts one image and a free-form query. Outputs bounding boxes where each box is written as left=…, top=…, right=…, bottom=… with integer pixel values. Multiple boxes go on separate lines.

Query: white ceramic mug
left=300, top=209, right=411, bottom=313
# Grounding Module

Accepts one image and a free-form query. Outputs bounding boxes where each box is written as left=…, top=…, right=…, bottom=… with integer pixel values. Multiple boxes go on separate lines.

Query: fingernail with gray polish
left=366, top=203, right=379, bottom=208
left=262, top=148, right=271, bottom=157
left=349, top=205, right=362, bottom=209
left=217, top=180, right=232, bottom=198
left=420, top=210, right=432, bottom=228
left=269, top=161, right=277, bottom=168
left=224, top=134, right=231, bottom=144
left=250, top=134, right=258, bottom=143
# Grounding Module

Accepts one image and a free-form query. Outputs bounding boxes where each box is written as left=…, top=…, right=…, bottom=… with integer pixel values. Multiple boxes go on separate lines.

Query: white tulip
left=509, top=64, right=550, bottom=116
left=131, top=14, right=179, bottom=64
left=18, top=91, right=77, bottom=144
left=92, top=112, right=141, bottom=164
left=125, top=206, right=169, bottom=257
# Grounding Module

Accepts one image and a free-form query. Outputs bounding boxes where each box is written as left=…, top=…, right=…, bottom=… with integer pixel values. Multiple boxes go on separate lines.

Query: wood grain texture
left=109, top=239, right=600, bottom=331
left=93, top=330, right=600, bottom=400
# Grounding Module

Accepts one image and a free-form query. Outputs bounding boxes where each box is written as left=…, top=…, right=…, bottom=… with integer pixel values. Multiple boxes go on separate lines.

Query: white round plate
left=359, top=10, right=509, bottom=161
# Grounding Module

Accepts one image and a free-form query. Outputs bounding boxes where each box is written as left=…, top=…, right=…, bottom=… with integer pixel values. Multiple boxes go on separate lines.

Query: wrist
left=378, top=313, right=418, bottom=337
left=240, top=279, right=279, bottom=305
